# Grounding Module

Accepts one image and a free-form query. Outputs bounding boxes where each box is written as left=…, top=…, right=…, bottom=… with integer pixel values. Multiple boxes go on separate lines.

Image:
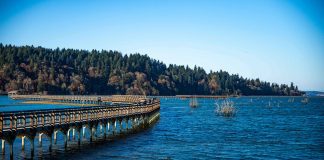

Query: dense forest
left=0, top=44, right=303, bottom=96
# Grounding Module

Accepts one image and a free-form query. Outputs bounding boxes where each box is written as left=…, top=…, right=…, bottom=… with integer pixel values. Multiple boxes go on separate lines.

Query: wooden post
left=103, top=124, right=107, bottom=139
left=49, top=135, right=52, bottom=152
left=39, top=133, right=43, bottom=147
left=119, top=119, right=122, bottom=133
left=107, top=121, right=110, bottom=133
left=30, top=137, right=34, bottom=158
left=82, top=127, right=86, bottom=138
left=67, top=129, right=70, bottom=141
left=90, top=127, right=94, bottom=143
left=78, top=131, right=81, bottom=146
left=72, top=128, right=75, bottom=140
left=9, top=142, right=13, bottom=160
left=126, top=119, right=129, bottom=130
left=1, top=140, right=5, bottom=154
left=54, top=131, right=57, bottom=144
left=64, top=134, right=67, bottom=149
left=21, top=136, right=25, bottom=150
left=113, top=120, right=116, bottom=135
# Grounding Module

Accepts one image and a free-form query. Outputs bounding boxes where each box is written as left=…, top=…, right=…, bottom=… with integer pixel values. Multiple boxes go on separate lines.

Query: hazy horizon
left=1, top=0, right=323, bottom=91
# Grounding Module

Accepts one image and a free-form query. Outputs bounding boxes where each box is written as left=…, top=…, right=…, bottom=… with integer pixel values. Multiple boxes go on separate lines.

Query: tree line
left=0, top=44, right=304, bottom=96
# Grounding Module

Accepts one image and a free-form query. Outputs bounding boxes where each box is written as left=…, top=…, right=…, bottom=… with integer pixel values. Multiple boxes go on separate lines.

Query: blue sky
left=0, top=0, right=323, bottom=91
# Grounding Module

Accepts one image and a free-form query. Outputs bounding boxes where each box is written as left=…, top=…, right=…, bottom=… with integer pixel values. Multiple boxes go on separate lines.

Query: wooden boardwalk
left=149, top=95, right=229, bottom=99
left=0, top=95, right=160, bottom=159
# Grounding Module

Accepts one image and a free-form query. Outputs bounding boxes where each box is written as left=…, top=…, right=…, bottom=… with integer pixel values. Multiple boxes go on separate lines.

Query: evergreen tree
left=0, top=43, right=304, bottom=96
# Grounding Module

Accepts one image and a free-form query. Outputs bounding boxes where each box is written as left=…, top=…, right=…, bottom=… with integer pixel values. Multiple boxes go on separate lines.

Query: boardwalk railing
left=9, top=95, right=152, bottom=105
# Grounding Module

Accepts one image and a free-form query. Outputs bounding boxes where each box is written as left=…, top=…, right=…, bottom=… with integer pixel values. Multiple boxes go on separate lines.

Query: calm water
left=0, top=96, right=323, bottom=159
left=0, top=96, right=83, bottom=112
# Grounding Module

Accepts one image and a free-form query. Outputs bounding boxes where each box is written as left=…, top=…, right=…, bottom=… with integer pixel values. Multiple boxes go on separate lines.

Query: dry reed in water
left=215, top=99, right=236, bottom=117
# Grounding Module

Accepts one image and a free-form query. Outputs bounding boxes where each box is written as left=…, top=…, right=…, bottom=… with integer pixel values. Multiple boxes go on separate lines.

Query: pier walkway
left=0, top=95, right=160, bottom=159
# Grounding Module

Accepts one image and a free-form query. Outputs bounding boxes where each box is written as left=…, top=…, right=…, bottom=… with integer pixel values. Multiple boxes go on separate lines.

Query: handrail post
left=42, top=114, right=45, bottom=127
left=9, top=115, right=13, bottom=130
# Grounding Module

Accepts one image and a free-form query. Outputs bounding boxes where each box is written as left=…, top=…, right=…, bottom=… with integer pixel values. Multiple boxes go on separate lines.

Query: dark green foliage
left=0, top=44, right=304, bottom=96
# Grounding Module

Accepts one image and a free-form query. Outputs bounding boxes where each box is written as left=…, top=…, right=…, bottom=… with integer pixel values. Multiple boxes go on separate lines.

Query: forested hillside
left=0, top=44, right=303, bottom=96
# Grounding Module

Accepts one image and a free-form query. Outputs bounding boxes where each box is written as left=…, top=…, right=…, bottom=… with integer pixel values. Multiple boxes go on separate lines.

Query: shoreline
left=21, top=101, right=100, bottom=106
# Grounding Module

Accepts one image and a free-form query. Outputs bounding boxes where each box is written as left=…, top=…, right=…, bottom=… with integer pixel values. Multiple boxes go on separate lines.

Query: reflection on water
left=0, top=96, right=324, bottom=159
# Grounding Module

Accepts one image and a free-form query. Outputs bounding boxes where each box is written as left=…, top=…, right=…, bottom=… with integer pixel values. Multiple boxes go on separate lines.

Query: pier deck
left=0, top=95, right=160, bottom=159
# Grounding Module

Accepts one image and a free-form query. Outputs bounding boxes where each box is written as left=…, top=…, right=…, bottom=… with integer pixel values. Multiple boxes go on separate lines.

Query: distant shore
left=21, top=101, right=100, bottom=106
